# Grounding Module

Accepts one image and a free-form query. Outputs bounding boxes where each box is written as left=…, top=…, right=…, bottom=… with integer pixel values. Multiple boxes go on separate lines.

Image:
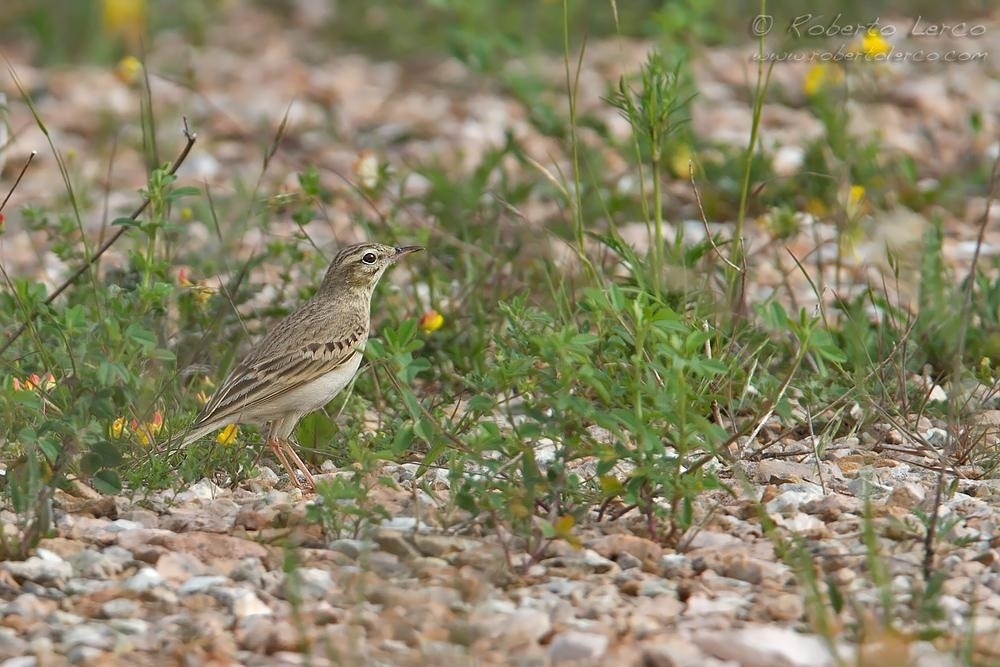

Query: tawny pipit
left=176, top=242, right=422, bottom=489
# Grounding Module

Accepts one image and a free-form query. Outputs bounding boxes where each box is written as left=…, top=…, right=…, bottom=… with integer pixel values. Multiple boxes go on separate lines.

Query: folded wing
left=193, top=324, right=366, bottom=428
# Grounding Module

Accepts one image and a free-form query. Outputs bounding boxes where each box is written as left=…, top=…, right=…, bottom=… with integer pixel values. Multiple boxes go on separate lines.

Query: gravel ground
left=1, top=446, right=998, bottom=666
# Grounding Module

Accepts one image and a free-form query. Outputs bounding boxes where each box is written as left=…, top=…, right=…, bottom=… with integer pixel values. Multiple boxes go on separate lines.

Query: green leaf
left=366, top=339, right=385, bottom=357
left=92, top=469, right=122, bottom=494
left=125, top=324, right=157, bottom=350
left=413, top=417, right=435, bottom=444
left=90, top=439, right=124, bottom=467
left=467, top=394, right=495, bottom=413
left=38, top=438, right=61, bottom=465
left=417, top=439, right=448, bottom=478
left=148, top=347, right=177, bottom=361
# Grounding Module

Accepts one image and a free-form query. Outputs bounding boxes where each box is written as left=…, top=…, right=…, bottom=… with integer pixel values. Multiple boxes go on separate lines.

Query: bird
left=173, top=242, right=423, bottom=489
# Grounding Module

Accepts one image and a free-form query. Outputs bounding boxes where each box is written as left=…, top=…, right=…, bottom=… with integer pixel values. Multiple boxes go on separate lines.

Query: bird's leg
left=280, top=440, right=316, bottom=490
left=266, top=437, right=302, bottom=489
left=265, top=420, right=315, bottom=490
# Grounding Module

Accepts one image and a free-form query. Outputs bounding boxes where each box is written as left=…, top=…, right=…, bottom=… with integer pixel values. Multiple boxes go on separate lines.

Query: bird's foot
left=266, top=438, right=315, bottom=490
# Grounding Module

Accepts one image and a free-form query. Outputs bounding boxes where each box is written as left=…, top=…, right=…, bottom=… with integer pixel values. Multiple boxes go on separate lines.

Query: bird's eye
left=361, top=252, right=377, bottom=265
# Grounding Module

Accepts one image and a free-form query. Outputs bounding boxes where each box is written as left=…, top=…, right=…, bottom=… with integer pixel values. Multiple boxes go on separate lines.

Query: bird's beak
left=394, top=246, right=423, bottom=260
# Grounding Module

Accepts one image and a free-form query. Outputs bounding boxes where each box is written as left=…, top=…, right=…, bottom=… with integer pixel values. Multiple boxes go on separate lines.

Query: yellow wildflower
left=35, top=373, right=56, bottom=392
left=857, top=28, right=892, bottom=59
left=149, top=411, right=163, bottom=433
left=131, top=422, right=151, bottom=446
left=669, top=143, right=695, bottom=180
left=804, top=198, right=828, bottom=219
left=846, top=185, right=866, bottom=219
left=131, top=411, right=163, bottom=447
left=109, top=417, right=128, bottom=439
left=101, top=0, right=146, bottom=46
left=190, top=285, right=213, bottom=306
left=114, top=56, right=143, bottom=85
left=177, top=268, right=215, bottom=306
left=419, top=309, right=444, bottom=334
left=803, top=63, right=844, bottom=97
left=216, top=424, right=239, bottom=446
left=13, top=372, right=56, bottom=393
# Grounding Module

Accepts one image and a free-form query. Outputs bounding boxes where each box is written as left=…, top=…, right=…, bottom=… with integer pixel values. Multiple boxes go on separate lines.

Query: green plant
left=604, top=51, right=693, bottom=294
left=305, top=467, right=393, bottom=540
left=0, top=92, right=198, bottom=558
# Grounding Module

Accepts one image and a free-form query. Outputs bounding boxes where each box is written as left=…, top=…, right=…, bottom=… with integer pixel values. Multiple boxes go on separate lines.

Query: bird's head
left=320, top=242, right=423, bottom=294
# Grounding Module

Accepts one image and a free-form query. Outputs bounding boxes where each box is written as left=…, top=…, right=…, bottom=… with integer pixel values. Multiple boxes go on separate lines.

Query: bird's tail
left=158, top=420, right=225, bottom=456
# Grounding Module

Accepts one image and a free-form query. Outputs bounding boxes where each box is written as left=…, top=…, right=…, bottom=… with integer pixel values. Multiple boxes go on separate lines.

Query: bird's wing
left=192, top=323, right=367, bottom=429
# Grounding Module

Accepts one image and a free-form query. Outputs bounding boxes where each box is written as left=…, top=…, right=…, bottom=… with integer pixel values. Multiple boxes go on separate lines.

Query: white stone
left=495, top=608, right=551, bottom=645
left=1, top=553, right=73, bottom=585
left=694, top=625, right=852, bottom=666
left=100, top=598, right=137, bottom=619
left=109, top=618, right=150, bottom=636
left=232, top=590, right=273, bottom=619
left=378, top=516, right=431, bottom=533
left=581, top=549, right=618, bottom=573
left=770, top=512, right=826, bottom=536
left=62, top=624, right=114, bottom=650
left=765, top=488, right=825, bottom=515
left=175, top=479, right=224, bottom=502
left=772, top=145, right=805, bottom=177
left=887, top=481, right=926, bottom=508
left=292, top=567, right=334, bottom=601
left=178, top=575, right=230, bottom=595
left=548, top=631, right=609, bottom=663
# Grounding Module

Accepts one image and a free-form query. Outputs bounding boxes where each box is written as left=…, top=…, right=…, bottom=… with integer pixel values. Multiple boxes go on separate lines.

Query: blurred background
left=1, top=0, right=996, bottom=65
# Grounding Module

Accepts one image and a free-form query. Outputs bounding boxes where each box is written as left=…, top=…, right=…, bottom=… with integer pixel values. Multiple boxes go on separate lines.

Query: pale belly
left=250, top=351, right=364, bottom=423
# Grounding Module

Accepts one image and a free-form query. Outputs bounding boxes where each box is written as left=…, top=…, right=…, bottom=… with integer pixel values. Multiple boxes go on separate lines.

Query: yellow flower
left=114, top=56, right=143, bottom=85
left=804, top=197, right=828, bottom=218
left=131, top=411, right=163, bottom=447
left=190, top=285, right=213, bottom=306
left=419, top=309, right=444, bottom=334
left=101, top=0, right=146, bottom=44
left=148, top=411, right=164, bottom=434
left=33, top=373, right=53, bottom=391
left=177, top=268, right=215, bottom=306
left=13, top=372, right=56, bottom=393
left=216, top=424, right=239, bottom=446
left=803, top=63, right=844, bottom=97
left=109, top=417, right=128, bottom=439
left=669, top=143, right=696, bottom=180
left=858, top=28, right=892, bottom=59
left=846, top=184, right=866, bottom=219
